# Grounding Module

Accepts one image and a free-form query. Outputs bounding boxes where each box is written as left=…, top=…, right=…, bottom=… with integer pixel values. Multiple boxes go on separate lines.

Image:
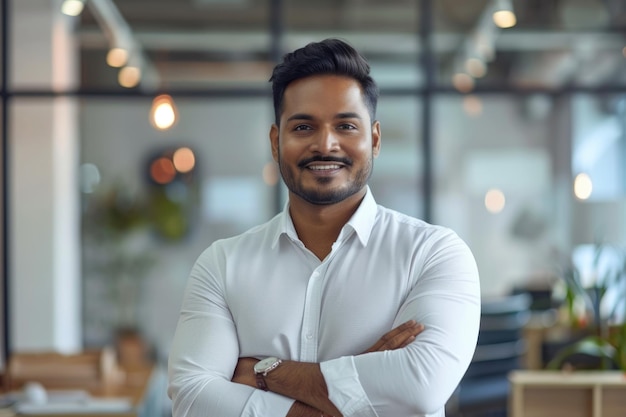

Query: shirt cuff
left=320, top=356, right=377, bottom=417
left=241, top=389, right=295, bottom=417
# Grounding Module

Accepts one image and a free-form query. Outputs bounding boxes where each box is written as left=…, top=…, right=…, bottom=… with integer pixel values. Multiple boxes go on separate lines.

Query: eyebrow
left=285, top=112, right=363, bottom=122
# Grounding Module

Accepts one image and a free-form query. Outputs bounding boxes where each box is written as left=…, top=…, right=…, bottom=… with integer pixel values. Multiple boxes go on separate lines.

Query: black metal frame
left=2, top=0, right=626, bottom=369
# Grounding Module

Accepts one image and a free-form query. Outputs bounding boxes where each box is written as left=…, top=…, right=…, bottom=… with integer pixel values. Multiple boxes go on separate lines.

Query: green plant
left=82, top=184, right=155, bottom=330
left=547, top=243, right=626, bottom=371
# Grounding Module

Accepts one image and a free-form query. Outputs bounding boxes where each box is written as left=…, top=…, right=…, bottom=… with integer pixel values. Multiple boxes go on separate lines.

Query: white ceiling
left=76, top=0, right=626, bottom=90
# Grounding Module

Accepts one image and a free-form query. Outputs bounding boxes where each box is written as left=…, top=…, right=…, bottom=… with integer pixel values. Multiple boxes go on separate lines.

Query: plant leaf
left=546, top=336, right=618, bottom=370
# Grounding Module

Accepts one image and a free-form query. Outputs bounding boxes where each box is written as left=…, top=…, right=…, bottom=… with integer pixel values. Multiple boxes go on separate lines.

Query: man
left=168, top=38, right=480, bottom=417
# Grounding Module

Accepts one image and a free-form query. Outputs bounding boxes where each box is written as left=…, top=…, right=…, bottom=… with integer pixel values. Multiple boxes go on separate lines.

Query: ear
left=270, top=124, right=280, bottom=162
left=371, top=120, right=381, bottom=158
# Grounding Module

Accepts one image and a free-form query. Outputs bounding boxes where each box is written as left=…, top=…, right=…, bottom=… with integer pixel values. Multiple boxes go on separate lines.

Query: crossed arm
left=231, top=320, right=425, bottom=417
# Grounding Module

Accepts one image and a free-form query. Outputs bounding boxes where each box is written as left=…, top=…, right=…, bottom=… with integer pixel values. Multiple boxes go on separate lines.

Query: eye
left=294, top=124, right=312, bottom=131
left=338, top=123, right=357, bottom=130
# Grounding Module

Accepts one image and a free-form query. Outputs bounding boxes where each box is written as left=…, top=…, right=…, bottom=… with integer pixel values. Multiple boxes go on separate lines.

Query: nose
left=312, top=127, right=339, bottom=153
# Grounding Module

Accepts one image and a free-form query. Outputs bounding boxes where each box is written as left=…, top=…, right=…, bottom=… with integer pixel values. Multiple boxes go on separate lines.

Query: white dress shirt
left=168, top=188, right=481, bottom=417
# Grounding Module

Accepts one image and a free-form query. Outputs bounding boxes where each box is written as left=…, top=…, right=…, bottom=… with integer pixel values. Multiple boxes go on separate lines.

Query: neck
left=288, top=188, right=366, bottom=260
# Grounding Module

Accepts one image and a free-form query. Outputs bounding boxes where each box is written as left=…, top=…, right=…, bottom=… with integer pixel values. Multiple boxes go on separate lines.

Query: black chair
left=446, top=293, right=531, bottom=417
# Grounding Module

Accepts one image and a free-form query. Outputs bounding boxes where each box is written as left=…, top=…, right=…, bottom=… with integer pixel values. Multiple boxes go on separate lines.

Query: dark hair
left=269, top=38, right=379, bottom=125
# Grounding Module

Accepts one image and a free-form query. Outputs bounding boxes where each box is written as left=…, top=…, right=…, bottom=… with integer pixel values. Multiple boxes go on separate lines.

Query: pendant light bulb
left=150, top=94, right=178, bottom=130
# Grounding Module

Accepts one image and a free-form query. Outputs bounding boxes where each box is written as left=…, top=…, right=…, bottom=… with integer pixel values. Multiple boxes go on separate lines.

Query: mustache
left=298, top=156, right=353, bottom=168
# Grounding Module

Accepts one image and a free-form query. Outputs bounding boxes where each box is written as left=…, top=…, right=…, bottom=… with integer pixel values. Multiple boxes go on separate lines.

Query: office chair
left=447, top=292, right=532, bottom=417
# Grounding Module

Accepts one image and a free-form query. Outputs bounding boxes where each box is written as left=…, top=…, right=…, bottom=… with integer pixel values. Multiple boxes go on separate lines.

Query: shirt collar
left=271, top=186, right=378, bottom=249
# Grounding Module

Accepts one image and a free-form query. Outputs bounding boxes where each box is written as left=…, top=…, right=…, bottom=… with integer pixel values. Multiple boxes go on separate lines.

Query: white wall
left=10, top=0, right=81, bottom=353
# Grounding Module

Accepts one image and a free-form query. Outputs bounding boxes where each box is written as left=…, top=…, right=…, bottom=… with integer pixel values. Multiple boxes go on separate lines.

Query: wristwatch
left=253, top=357, right=282, bottom=391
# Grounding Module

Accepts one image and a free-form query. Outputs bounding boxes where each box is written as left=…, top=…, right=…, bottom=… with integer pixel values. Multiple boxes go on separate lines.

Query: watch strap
left=255, top=372, right=269, bottom=391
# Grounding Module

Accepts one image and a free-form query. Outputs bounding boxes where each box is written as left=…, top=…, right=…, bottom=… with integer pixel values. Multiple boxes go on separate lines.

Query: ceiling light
left=106, top=47, right=129, bottom=68
left=465, top=57, right=487, bottom=78
left=452, top=72, right=475, bottom=93
left=463, top=95, right=483, bottom=117
left=150, top=95, right=178, bottom=130
left=485, top=189, right=506, bottom=214
left=61, top=0, right=86, bottom=16
left=119, top=65, right=141, bottom=88
left=493, top=0, right=517, bottom=29
left=172, top=147, right=195, bottom=173
left=574, top=173, right=593, bottom=200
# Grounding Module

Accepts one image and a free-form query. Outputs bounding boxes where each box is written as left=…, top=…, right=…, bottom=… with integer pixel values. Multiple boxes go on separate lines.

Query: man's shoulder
left=375, top=205, right=462, bottom=242
left=206, top=212, right=283, bottom=251
left=376, top=205, right=442, bottom=231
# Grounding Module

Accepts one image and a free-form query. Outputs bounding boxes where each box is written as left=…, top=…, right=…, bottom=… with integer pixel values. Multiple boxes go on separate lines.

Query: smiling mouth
left=308, top=164, right=342, bottom=171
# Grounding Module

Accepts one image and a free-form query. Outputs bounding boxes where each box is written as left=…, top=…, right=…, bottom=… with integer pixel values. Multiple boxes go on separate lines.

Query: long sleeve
left=320, top=231, right=481, bottom=417
left=167, top=249, right=295, bottom=417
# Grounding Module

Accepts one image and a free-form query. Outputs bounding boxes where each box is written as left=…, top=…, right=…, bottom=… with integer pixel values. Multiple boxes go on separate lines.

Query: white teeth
left=309, top=164, right=341, bottom=170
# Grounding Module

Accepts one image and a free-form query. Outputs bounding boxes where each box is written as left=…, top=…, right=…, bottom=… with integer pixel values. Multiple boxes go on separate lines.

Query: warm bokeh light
left=574, top=173, right=593, bottom=200
left=493, top=10, right=517, bottom=28
left=150, top=157, right=177, bottom=184
left=106, top=48, right=129, bottom=68
left=118, top=66, right=141, bottom=88
left=172, top=147, right=195, bottom=173
left=61, top=0, right=84, bottom=16
left=452, top=73, right=475, bottom=93
left=150, top=94, right=178, bottom=130
left=262, top=162, right=280, bottom=186
left=465, top=58, right=487, bottom=78
left=463, top=95, right=483, bottom=117
left=622, top=46, right=626, bottom=58
left=485, top=188, right=506, bottom=214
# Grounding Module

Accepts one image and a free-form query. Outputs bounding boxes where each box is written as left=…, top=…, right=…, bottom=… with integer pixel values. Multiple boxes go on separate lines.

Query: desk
left=12, top=365, right=162, bottom=417
left=509, top=370, right=626, bottom=417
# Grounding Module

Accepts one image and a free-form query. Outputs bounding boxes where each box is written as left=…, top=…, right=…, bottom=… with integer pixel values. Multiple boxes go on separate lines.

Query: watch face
left=254, top=357, right=279, bottom=373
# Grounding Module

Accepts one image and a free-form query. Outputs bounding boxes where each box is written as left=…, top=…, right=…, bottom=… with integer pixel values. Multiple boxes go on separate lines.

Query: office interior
left=1, top=0, right=626, bottom=416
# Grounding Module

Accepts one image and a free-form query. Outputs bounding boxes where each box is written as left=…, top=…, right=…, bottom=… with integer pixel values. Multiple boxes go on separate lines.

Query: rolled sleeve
left=320, top=356, right=377, bottom=417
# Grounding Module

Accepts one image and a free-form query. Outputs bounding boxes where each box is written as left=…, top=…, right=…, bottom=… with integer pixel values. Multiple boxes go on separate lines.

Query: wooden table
left=13, top=365, right=159, bottom=417
left=509, top=370, right=626, bottom=417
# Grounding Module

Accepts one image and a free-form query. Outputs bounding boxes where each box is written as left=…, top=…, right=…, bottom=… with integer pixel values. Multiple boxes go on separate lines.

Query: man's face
left=270, top=75, right=381, bottom=206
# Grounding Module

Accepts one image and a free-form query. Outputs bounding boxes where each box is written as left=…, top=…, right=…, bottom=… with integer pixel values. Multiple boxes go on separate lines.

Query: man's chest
left=223, top=250, right=415, bottom=361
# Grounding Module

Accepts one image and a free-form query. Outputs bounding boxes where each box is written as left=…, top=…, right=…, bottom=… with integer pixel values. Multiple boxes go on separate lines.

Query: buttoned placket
left=298, top=231, right=352, bottom=362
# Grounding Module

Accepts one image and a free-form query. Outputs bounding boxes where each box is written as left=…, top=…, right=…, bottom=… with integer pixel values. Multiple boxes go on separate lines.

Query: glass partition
left=433, top=92, right=626, bottom=297
left=5, top=0, right=626, bottom=372
left=78, top=96, right=275, bottom=350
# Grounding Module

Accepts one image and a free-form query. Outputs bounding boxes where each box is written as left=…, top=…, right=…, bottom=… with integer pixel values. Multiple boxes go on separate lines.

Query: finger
left=380, top=323, right=424, bottom=350
left=367, top=321, right=424, bottom=352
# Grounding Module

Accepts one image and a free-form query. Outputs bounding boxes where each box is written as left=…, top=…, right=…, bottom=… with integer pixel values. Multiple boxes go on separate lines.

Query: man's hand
left=232, top=357, right=258, bottom=387
left=231, top=320, right=424, bottom=417
left=363, top=320, right=424, bottom=353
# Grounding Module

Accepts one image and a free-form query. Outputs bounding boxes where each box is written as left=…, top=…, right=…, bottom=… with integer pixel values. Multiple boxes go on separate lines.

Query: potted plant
left=547, top=243, right=626, bottom=371
left=82, top=184, right=155, bottom=365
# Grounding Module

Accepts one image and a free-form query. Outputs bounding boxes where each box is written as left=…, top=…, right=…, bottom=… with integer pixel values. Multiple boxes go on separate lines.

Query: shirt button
left=306, top=333, right=313, bottom=340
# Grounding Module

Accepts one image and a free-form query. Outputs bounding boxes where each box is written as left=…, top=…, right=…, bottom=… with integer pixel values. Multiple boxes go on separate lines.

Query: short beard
left=277, top=148, right=373, bottom=205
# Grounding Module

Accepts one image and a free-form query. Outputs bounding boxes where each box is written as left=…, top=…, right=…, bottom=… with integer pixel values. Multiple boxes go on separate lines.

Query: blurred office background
left=1, top=0, right=626, bottom=415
